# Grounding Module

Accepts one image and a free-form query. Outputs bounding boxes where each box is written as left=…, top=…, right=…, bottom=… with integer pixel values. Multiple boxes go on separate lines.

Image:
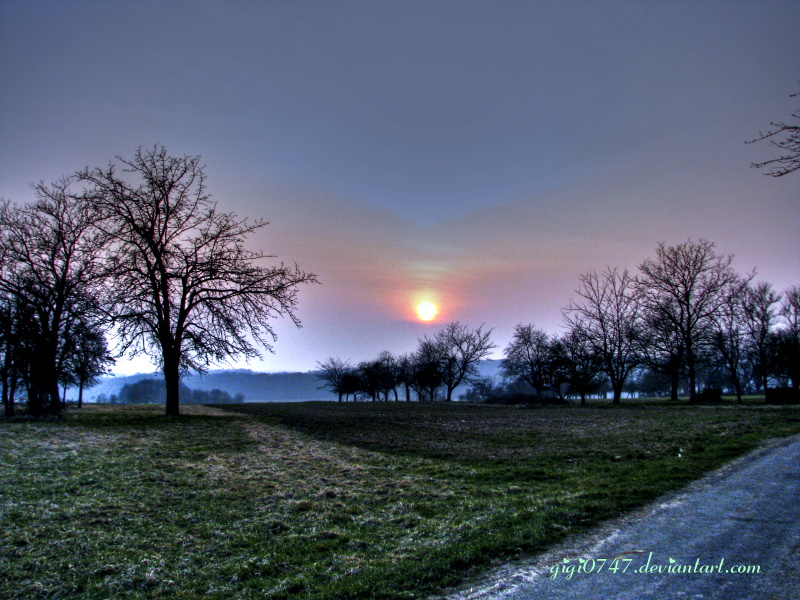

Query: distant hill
left=83, top=369, right=331, bottom=403
left=81, top=360, right=504, bottom=404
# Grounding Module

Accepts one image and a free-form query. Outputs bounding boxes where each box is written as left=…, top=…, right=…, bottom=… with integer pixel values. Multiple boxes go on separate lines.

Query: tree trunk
left=43, top=347, right=62, bottom=415
left=1, top=351, right=12, bottom=417
left=669, top=366, right=679, bottom=401
left=78, top=381, right=84, bottom=408
left=27, top=358, right=46, bottom=417
left=163, top=350, right=181, bottom=417
left=7, top=368, right=17, bottom=417
left=687, top=356, right=697, bottom=403
left=611, top=384, right=622, bottom=404
left=609, top=371, right=622, bottom=404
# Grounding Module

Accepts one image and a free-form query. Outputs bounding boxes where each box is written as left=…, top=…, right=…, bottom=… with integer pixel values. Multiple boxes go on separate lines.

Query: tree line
left=318, top=239, right=799, bottom=404
left=95, top=378, right=244, bottom=405
left=0, top=145, right=316, bottom=418
left=317, top=322, right=495, bottom=403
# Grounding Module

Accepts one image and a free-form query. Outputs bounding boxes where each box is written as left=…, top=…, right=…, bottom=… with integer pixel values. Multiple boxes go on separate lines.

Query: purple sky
left=1, top=0, right=798, bottom=374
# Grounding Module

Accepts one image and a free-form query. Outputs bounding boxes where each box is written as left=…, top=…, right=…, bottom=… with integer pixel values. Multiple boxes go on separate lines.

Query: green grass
left=2, top=401, right=799, bottom=599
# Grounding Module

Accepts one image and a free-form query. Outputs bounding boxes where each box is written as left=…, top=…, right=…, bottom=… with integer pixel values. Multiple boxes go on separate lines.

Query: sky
left=1, top=0, right=798, bottom=374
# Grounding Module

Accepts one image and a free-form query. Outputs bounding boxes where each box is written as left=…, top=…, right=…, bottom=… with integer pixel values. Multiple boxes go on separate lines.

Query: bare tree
left=316, top=357, right=353, bottom=402
left=564, top=267, right=641, bottom=403
left=80, top=146, right=317, bottom=416
left=396, top=353, right=415, bottom=402
left=0, top=180, right=106, bottom=416
left=430, top=322, right=495, bottom=402
left=375, top=351, right=400, bottom=401
left=61, top=321, right=115, bottom=408
left=741, top=281, right=781, bottom=393
left=550, top=328, right=606, bottom=404
left=501, top=323, right=554, bottom=397
left=747, top=83, right=800, bottom=177
left=638, top=309, right=686, bottom=401
left=777, top=286, right=800, bottom=390
left=0, top=293, right=22, bottom=417
left=635, top=240, right=744, bottom=402
left=410, top=338, right=446, bottom=401
left=354, top=353, right=398, bottom=402
left=711, top=278, right=750, bottom=403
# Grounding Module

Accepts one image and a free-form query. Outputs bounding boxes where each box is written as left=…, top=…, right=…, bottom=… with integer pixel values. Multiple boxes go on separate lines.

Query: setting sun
left=416, top=301, right=438, bottom=321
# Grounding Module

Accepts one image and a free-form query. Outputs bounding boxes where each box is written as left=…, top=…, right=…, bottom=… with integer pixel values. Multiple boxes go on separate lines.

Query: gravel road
left=435, top=433, right=800, bottom=600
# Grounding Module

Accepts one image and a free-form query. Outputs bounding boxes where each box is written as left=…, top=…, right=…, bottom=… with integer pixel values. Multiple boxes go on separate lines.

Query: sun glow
left=416, top=301, right=438, bottom=322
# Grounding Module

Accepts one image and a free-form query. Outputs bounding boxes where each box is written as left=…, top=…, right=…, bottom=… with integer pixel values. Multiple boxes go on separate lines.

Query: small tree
left=396, top=353, right=415, bottom=402
left=638, top=309, right=686, bottom=401
left=564, top=267, right=641, bottom=403
left=0, top=180, right=106, bottom=416
left=776, top=286, right=800, bottom=390
left=711, top=278, right=750, bottom=403
left=430, top=322, right=495, bottom=402
left=551, top=328, right=606, bottom=404
left=635, top=240, right=743, bottom=402
left=410, top=339, right=445, bottom=401
left=80, top=146, right=317, bottom=416
left=501, top=323, right=554, bottom=397
left=61, top=320, right=114, bottom=407
left=741, top=281, right=781, bottom=392
left=316, top=357, right=353, bottom=402
left=0, top=293, right=23, bottom=417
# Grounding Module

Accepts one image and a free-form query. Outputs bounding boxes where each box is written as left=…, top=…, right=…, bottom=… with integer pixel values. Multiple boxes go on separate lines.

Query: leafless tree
left=0, top=179, right=106, bottom=416
left=550, top=328, right=606, bottom=404
left=429, top=322, right=495, bottom=402
left=409, top=339, right=444, bottom=401
left=635, top=240, right=745, bottom=402
left=0, top=293, right=22, bottom=417
left=746, top=83, right=800, bottom=177
left=354, top=352, right=398, bottom=401
left=741, top=282, right=782, bottom=392
left=501, top=323, right=554, bottom=397
left=396, top=353, right=415, bottom=402
left=564, top=267, right=641, bottom=403
left=79, top=145, right=317, bottom=416
left=777, top=286, right=800, bottom=389
left=61, top=321, right=114, bottom=408
left=638, top=309, right=686, bottom=401
left=711, top=278, right=751, bottom=403
left=781, top=286, right=800, bottom=334
left=316, top=357, right=353, bottom=402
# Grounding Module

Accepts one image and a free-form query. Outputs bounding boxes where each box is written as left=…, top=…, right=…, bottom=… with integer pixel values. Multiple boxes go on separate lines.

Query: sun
left=416, top=301, right=438, bottom=322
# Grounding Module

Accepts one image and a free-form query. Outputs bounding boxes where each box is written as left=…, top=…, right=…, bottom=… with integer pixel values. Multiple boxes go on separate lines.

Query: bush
left=765, top=387, right=800, bottom=405
left=483, top=393, right=569, bottom=406
left=696, top=388, right=723, bottom=404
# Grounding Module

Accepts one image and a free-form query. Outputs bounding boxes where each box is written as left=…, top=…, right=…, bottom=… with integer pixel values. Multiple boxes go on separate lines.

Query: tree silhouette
left=635, top=240, right=743, bottom=402
left=741, top=282, right=782, bottom=393
left=61, top=320, right=114, bottom=408
left=430, top=322, right=495, bottom=402
left=316, top=357, right=353, bottom=402
left=747, top=84, right=800, bottom=177
left=564, top=268, right=641, bottom=403
left=0, top=179, right=106, bottom=416
left=777, top=286, right=800, bottom=390
left=501, top=323, right=554, bottom=397
left=80, top=146, right=317, bottom=416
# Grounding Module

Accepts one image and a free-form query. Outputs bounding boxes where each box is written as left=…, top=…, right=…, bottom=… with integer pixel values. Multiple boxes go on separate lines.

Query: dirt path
left=435, top=434, right=800, bottom=600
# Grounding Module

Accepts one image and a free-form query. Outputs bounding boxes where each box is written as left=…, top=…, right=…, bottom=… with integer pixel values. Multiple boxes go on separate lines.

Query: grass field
left=2, top=400, right=799, bottom=599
